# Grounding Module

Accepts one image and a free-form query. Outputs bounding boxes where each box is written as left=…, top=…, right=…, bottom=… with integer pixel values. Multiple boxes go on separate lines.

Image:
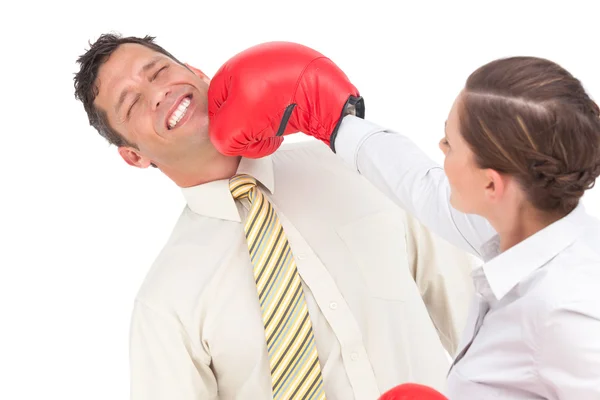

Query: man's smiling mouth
left=167, top=96, right=192, bottom=130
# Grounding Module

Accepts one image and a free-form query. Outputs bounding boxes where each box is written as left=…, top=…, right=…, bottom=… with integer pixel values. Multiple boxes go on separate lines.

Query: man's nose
left=149, top=86, right=171, bottom=111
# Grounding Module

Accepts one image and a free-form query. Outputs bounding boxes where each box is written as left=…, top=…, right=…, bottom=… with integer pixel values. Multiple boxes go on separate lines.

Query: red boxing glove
left=208, top=41, right=364, bottom=158
left=379, top=383, right=448, bottom=400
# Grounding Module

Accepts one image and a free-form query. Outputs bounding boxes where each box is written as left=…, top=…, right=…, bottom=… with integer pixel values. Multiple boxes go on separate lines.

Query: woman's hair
left=460, top=56, right=600, bottom=214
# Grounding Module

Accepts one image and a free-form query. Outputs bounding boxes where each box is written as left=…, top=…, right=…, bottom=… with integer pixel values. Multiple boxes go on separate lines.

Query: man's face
left=94, top=43, right=211, bottom=169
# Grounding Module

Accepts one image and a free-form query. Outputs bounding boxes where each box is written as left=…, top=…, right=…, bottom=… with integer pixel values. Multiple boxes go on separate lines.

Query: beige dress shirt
left=129, top=140, right=476, bottom=400
left=335, top=115, right=600, bottom=399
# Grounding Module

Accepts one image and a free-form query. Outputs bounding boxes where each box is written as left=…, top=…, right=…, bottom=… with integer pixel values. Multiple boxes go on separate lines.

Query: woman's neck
left=487, top=203, right=566, bottom=252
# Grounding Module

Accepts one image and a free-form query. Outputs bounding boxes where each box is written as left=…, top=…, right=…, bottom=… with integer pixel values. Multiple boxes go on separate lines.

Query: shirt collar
left=481, top=203, right=588, bottom=301
left=181, top=155, right=275, bottom=222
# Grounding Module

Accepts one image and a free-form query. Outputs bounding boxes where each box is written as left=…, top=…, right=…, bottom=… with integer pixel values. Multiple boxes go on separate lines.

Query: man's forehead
left=95, top=44, right=168, bottom=105
left=100, top=44, right=167, bottom=80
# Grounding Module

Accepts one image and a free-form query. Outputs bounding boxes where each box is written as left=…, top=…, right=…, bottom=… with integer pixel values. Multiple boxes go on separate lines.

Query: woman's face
left=439, top=92, right=492, bottom=215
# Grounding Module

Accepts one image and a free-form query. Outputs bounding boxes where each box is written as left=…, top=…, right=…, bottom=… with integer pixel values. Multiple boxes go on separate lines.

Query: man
left=74, top=34, right=476, bottom=400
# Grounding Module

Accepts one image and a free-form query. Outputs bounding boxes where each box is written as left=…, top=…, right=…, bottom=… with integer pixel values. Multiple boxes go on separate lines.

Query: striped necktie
left=229, top=174, right=326, bottom=400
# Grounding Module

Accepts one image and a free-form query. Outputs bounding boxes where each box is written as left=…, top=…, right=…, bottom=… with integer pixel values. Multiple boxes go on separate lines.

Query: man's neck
left=163, top=150, right=242, bottom=188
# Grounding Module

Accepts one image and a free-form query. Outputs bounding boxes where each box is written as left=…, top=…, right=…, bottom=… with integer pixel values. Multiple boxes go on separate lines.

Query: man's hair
left=73, top=33, right=183, bottom=148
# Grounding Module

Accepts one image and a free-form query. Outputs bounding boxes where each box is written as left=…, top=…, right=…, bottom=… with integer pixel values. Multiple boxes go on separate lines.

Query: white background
left=1, top=0, right=599, bottom=398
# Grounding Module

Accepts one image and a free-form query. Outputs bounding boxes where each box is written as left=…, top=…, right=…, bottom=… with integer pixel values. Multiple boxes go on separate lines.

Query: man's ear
left=185, top=63, right=210, bottom=84
left=118, top=146, right=153, bottom=169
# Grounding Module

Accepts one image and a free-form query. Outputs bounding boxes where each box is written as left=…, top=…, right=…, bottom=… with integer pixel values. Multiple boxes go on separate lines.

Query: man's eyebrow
left=114, top=56, right=163, bottom=116
left=141, top=56, right=162, bottom=73
left=115, top=89, right=129, bottom=116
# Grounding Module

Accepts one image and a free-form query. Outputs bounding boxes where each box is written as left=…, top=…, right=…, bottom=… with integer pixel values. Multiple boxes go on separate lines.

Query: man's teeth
left=168, top=97, right=191, bottom=129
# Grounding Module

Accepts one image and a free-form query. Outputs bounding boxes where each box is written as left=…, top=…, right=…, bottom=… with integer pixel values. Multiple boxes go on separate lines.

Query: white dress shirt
left=129, top=140, right=477, bottom=400
left=335, top=115, right=600, bottom=400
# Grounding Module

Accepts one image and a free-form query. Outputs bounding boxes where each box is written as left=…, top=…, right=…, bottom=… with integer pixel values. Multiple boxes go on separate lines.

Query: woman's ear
left=484, top=168, right=507, bottom=203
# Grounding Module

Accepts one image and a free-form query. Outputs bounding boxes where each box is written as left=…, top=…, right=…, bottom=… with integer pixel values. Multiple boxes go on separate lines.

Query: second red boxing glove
left=379, top=383, right=448, bottom=400
left=208, top=41, right=364, bottom=158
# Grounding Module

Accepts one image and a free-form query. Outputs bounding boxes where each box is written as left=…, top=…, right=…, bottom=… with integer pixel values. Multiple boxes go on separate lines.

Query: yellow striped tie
left=230, top=174, right=326, bottom=400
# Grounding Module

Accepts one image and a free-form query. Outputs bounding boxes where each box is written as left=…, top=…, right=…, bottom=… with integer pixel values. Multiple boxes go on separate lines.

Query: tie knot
left=229, top=174, right=257, bottom=200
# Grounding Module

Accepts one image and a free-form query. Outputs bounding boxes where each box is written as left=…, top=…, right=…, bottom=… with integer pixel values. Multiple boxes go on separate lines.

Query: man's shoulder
left=275, top=137, right=337, bottom=159
left=272, top=137, right=363, bottom=182
left=134, top=206, right=225, bottom=310
left=272, top=136, right=390, bottom=200
left=269, top=136, right=416, bottom=234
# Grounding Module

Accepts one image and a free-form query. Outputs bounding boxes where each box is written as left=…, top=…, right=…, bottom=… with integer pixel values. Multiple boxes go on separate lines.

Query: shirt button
left=296, top=254, right=307, bottom=260
left=351, top=352, right=359, bottom=361
left=329, top=302, right=338, bottom=310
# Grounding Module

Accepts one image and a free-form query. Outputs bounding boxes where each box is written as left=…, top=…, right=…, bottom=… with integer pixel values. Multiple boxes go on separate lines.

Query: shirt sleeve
left=129, top=300, right=218, bottom=400
left=537, top=300, right=600, bottom=400
left=334, top=115, right=496, bottom=258
left=402, top=210, right=477, bottom=356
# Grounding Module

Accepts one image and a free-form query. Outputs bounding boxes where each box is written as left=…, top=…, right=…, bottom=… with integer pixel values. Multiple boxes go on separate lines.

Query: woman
left=335, top=56, right=600, bottom=399
left=208, top=43, right=600, bottom=399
